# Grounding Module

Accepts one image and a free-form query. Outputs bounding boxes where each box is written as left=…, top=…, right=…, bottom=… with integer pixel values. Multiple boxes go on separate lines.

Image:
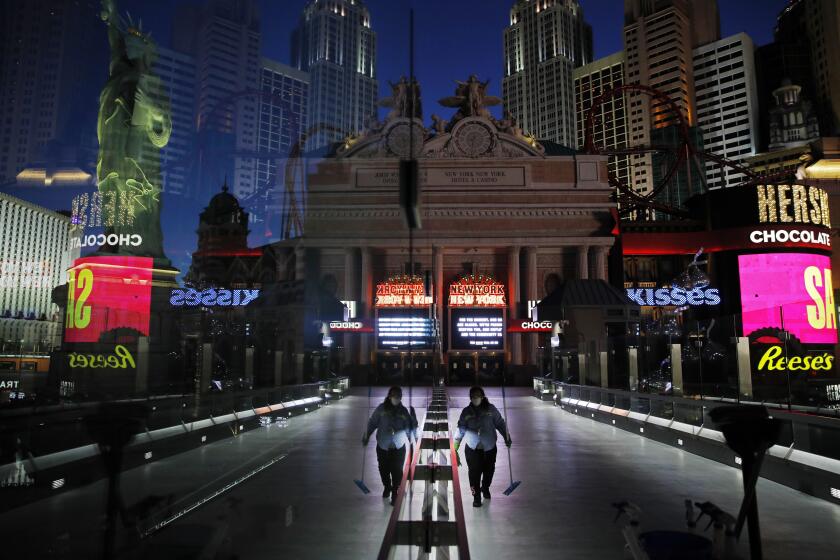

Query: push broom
left=353, top=384, right=372, bottom=494
left=501, top=373, right=521, bottom=496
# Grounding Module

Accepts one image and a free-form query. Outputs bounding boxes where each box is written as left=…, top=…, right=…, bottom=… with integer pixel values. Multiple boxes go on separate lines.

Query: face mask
left=471, top=397, right=482, bottom=407
left=390, top=397, right=401, bottom=406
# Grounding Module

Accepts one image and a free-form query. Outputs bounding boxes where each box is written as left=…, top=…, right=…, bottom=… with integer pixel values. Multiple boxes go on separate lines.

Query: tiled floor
left=3, top=386, right=839, bottom=559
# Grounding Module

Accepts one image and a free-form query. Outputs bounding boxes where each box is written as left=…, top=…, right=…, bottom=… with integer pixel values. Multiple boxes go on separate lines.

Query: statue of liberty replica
left=96, top=0, right=173, bottom=271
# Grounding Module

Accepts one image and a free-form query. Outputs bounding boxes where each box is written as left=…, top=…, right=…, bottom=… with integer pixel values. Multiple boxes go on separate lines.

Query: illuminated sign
left=739, top=253, right=837, bottom=344
left=749, top=229, right=830, bottom=248
left=0, top=380, right=19, bottom=390
left=451, top=308, right=505, bottom=350
left=756, top=345, right=834, bottom=372
left=341, top=300, right=357, bottom=319
left=70, top=233, right=143, bottom=250
left=375, top=276, right=433, bottom=308
left=169, top=288, right=260, bottom=307
left=508, top=320, right=554, bottom=333
left=65, top=257, right=153, bottom=343
left=448, top=275, right=506, bottom=308
left=68, top=345, right=135, bottom=369
left=71, top=191, right=135, bottom=228
left=757, top=184, right=831, bottom=228
left=0, top=260, right=54, bottom=288
left=329, top=321, right=373, bottom=333
left=626, top=287, right=721, bottom=307
left=377, top=309, right=434, bottom=349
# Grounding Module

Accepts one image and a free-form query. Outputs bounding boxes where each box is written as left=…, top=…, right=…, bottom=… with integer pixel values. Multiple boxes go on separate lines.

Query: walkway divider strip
left=377, top=388, right=470, bottom=559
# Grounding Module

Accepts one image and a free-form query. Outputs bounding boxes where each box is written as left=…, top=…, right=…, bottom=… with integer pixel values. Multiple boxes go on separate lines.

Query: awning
left=536, top=279, right=640, bottom=322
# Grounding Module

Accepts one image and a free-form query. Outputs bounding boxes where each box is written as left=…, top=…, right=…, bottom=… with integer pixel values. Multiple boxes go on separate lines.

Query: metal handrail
left=540, top=378, right=840, bottom=462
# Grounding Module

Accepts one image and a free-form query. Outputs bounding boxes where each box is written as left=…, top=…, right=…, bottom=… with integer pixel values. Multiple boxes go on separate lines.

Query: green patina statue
left=96, top=0, right=171, bottom=267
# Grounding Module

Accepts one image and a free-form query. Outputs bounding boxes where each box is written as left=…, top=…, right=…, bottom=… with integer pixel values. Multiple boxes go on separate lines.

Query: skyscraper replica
left=503, top=0, right=593, bottom=149
left=693, top=33, right=760, bottom=189
left=574, top=51, right=631, bottom=191
left=292, top=0, right=378, bottom=150
left=172, top=0, right=262, bottom=200
left=622, top=0, right=719, bottom=196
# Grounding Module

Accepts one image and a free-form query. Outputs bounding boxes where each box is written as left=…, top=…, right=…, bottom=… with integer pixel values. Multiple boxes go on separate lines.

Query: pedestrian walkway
left=2, top=386, right=839, bottom=559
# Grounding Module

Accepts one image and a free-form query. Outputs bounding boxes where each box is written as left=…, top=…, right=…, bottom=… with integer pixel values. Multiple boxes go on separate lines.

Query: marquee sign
left=375, top=275, right=433, bottom=308
left=508, top=320, right=554, bottom=333
left=448, top=275, right=506, bottom=308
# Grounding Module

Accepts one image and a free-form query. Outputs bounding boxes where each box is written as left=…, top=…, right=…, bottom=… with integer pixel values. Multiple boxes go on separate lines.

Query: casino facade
left=621, top=181, right=839, bottom=404
left=274, top=94, right=617, bottom=383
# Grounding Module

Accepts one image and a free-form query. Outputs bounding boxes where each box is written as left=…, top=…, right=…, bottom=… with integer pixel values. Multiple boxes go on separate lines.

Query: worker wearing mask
left=455, top=386, right=511, bottom=507
left=363, top=386, right=417, bottom=504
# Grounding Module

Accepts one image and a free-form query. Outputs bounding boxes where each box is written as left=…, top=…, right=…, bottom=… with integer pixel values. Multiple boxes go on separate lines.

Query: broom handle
left=360, top=440, right=368, bottom=483
left=501, top=374, right=513, bottom=484
left=361, top=384, right=372, bottom=482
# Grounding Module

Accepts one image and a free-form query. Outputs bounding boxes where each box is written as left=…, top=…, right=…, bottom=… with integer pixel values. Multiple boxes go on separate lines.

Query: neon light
left=749, top=229, right=830, bottom=247
left=756, top=346, right=834, bottom=371
left=328, top=321, right=373, bottom=333
left=508, top=320, right=554, bottom=332
left=756, top=184, right=831, bottom=228
left=68, top=345, right=136, bottom=369
left=625, top=287, right=721, bottom=306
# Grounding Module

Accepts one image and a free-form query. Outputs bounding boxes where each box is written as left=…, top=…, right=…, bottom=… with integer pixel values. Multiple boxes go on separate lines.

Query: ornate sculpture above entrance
left=336, top=76, right=544, bottom=160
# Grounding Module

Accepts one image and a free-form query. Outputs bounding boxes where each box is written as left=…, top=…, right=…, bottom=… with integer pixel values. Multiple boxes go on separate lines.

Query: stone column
left=507, top=246, right=522, bottom=366
left=577, top=245, right=590, bottom=280
left=593, top=246, right=609, bottom=281
left=344, top=248, right=357, bottom=363
left=525, top=247, right=539, bottom=366
left=359, top=247, right=373, bottom=366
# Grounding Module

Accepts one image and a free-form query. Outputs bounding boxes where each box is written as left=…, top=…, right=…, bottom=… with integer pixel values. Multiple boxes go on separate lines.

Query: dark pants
left=376, top=446, right=407, bottom=490
left=464, top=446, right=497, bottom=492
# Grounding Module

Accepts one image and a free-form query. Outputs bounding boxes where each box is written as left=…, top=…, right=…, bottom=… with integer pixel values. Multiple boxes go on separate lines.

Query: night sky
left=124, top=0, right=791, bottom=108
left=78, top=0, right=794, bottom=272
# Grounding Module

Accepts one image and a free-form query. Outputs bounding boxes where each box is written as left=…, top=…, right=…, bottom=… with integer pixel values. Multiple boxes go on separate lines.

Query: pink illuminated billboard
left=739, top=253, right=837, bottom=344
left=64, top=256, right=153, bottom=343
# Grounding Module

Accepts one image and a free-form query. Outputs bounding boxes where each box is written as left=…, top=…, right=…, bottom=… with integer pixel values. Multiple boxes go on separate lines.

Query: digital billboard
left=376, top=309, right=434, bottom=350
left=450, top=308, right=505, bottom=350
left=65, top=256, right=153, bottom=343
left=739, top=253, right=837, bottom=344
